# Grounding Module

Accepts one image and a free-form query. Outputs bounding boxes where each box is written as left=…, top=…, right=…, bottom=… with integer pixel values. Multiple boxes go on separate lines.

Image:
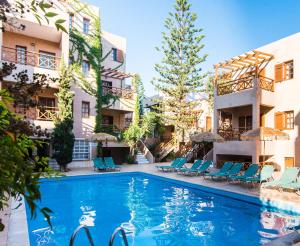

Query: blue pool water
left=26, top=173, right=300, bottom=246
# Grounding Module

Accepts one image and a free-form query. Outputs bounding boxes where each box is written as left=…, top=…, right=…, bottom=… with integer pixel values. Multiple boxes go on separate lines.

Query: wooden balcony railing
left=259, top=76, right=275, bottom=92
left=36, top=106, right=58, bottom=121
left=1, top=46, right=60, bottom=70
left=217, top=127, right=252, bottom=141
left=217, top=75, right=274, bottom=96
left=102, top=86, right=134, bottom=99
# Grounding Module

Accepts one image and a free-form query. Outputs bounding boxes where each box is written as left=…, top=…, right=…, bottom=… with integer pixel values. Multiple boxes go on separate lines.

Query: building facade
left=1, top=0, right=135, bottom=165
left=213, top=33, right=300, bottom=170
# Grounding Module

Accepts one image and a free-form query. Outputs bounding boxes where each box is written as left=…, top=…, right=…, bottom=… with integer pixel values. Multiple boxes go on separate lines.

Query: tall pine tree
left=132, top=74, right=145, bottom=125
left=152, top=0, right=207, bottom=143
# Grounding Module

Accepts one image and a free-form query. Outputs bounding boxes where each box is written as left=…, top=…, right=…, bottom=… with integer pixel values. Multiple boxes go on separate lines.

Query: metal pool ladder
left=69, top=225, right=129, bottom=246
left=69, top=225, right=94, bottom=246
left=109, top=227, right=129, bottom=246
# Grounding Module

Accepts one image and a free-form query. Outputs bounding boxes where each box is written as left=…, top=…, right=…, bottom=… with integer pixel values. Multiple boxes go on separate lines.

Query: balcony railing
left=217, top=127, right=252, bottom=141
left=217, top=75, right=274, bottom=96
left=36, top=106, right=58, bottom=121
left=1, top=46, right=60, bottom=70
left=102, top=86, right=134, bottom=99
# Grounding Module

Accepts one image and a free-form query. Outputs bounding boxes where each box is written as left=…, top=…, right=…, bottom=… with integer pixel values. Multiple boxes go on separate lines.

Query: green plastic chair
left=156, top=158, right=180, bottom=171
left=93, top=157, right=107, bottom=171
left=229, top=164, right=259, bottom=182
left=205, top=162, right=233, bottom=178
left=217, top=162, right=243, bottom=179
left=263, top=167, right=299, bottom=188
left=184, top=160, right=213, bottom=176
left=158, top=158, right=187, bottom=172
left=104, top=157, right=121, bottom=171
left=245, top=165, right=274, bottom=183
left=280, top=178, right=300, bottom=192
left=177, top=159, right=203, bottom=173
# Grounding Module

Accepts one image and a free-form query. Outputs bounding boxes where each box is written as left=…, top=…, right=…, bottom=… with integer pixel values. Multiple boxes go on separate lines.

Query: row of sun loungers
left=156, top=158, right=300, bottom=195
left=93, top=157, right=121, bottom=171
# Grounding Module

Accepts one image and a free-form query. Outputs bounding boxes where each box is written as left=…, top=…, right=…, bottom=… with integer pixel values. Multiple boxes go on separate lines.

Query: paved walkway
left=5, top=162, right=300, bottom=246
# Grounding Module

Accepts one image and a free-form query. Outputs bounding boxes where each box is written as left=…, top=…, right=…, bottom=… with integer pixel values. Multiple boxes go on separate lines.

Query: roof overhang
left=101, top=67, right=134, bottom=80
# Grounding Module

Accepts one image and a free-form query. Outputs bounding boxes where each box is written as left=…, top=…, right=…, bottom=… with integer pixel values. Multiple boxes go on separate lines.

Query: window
left=82, top=60, right=90, bottom=76
left=102, top=81, right=112, bottom=96
left=285, top=111, right=294, bottom=130
left=69, top=13, right=74, bottom=30
left=39, top=97, right=55, bottom=108
left=16, top=46, right=26, bottom=64
left=39, top=51, right=56, bottom=69
left=103, top=115, right=114, bottom=125
left=274, top=60, right=294, bottom=82
left=275, top=111, right=294, bottom=130
left=111, top=48, right=123, bottom=63
left=83, top=18, right=90, bottom=34
left=285, top=157, right=295, bottom=168
left=81, top=101, right=90, bottom=118
left=103, top=80, right=112, bottom=87
left=73, top=139, right=90, bottom=160
left=238, top=116, right=252, bottom=131
left=284, top=60, right=294, bottom=80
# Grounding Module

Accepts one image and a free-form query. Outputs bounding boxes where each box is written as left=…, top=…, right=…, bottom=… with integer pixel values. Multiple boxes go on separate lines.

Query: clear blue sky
left=85, top=0, right=300, bottom=96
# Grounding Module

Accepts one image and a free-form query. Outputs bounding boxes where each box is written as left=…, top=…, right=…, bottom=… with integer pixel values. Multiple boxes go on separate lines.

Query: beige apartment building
left=1, top=0, right=135, bottom=165
left=213, top=32, right=300, bottom=170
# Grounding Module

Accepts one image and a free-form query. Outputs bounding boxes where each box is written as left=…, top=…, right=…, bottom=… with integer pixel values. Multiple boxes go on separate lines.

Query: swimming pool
left=26, top=172, right=300, bottom=246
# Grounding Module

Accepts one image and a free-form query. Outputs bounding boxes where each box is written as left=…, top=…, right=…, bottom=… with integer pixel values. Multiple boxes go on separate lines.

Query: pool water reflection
left=26, top=173, right=300, bottom=246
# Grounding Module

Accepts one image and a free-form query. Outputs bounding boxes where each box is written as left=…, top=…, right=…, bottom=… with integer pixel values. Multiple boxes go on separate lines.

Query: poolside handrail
left=109, top=226, right=129, bottom=246
left=69, top=225, right=94, bottom=246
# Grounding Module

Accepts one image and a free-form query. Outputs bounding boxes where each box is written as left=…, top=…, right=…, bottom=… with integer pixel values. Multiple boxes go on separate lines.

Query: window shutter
left=206, top=116, right=212, bottom=132
left=274, top=64, right=283, bottom=82
left=275, top=112, right=285, bottom=130
left=284, top=157, right=294, bottom=168
left=117, top=49, right=123, bottom=63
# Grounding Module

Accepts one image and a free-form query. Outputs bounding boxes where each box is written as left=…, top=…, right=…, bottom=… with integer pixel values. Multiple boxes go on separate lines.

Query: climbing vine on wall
left=68, top=0, right=124, bottom=133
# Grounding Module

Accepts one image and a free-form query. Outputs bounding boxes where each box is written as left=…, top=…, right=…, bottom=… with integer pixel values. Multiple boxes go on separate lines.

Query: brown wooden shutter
left=206, top=116, right=212, bottom=132
left=275, top=112, right=285, bottom=130
left=285, top=157, right=294, bottom=168
left=275, top=64, right=283, bottom=82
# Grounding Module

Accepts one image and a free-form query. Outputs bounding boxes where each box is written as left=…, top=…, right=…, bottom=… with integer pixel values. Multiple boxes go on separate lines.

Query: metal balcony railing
left=1, top=46, right=60, bottom=70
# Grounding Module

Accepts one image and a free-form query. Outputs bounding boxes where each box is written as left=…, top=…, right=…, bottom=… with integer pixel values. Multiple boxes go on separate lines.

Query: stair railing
left=108, top=226, right=129, bottom=246
left=69, top=225, right=94, bottom=246
left=137, top=140, right=155, bottom=163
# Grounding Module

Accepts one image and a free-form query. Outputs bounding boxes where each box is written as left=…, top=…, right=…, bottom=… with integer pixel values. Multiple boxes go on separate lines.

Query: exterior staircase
left=135, top=150, right=150, bottom=164
left=155, top=139, right=176, bottom=162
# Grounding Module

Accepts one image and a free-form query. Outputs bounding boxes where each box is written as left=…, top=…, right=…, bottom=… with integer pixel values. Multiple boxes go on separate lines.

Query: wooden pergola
left=101, top=67, right=134, bottom=80
left=214, top=50, right=274, bottom=83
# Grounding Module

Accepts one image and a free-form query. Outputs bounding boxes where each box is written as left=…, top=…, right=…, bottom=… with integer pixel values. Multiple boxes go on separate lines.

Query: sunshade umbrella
left=190, top=132, right=224, bottom=157
left=241, top=127, right=289, bottom=165
left=190, top=132, right=224, bottom=143
left=90, top=133, right=117, bottom=157
left=90, top=132, right=117, bottom=142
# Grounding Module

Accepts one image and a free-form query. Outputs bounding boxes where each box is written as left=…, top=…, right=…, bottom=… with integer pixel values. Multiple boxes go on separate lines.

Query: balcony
left=1, top=46, right=61, bottom=70
left=36, top=106, right=58, bottom=121
left=102, top=86, right=134, bottom=99
left=217, top=127, right=252, bottom=141
left=217, top=75, right=274, bottom=96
